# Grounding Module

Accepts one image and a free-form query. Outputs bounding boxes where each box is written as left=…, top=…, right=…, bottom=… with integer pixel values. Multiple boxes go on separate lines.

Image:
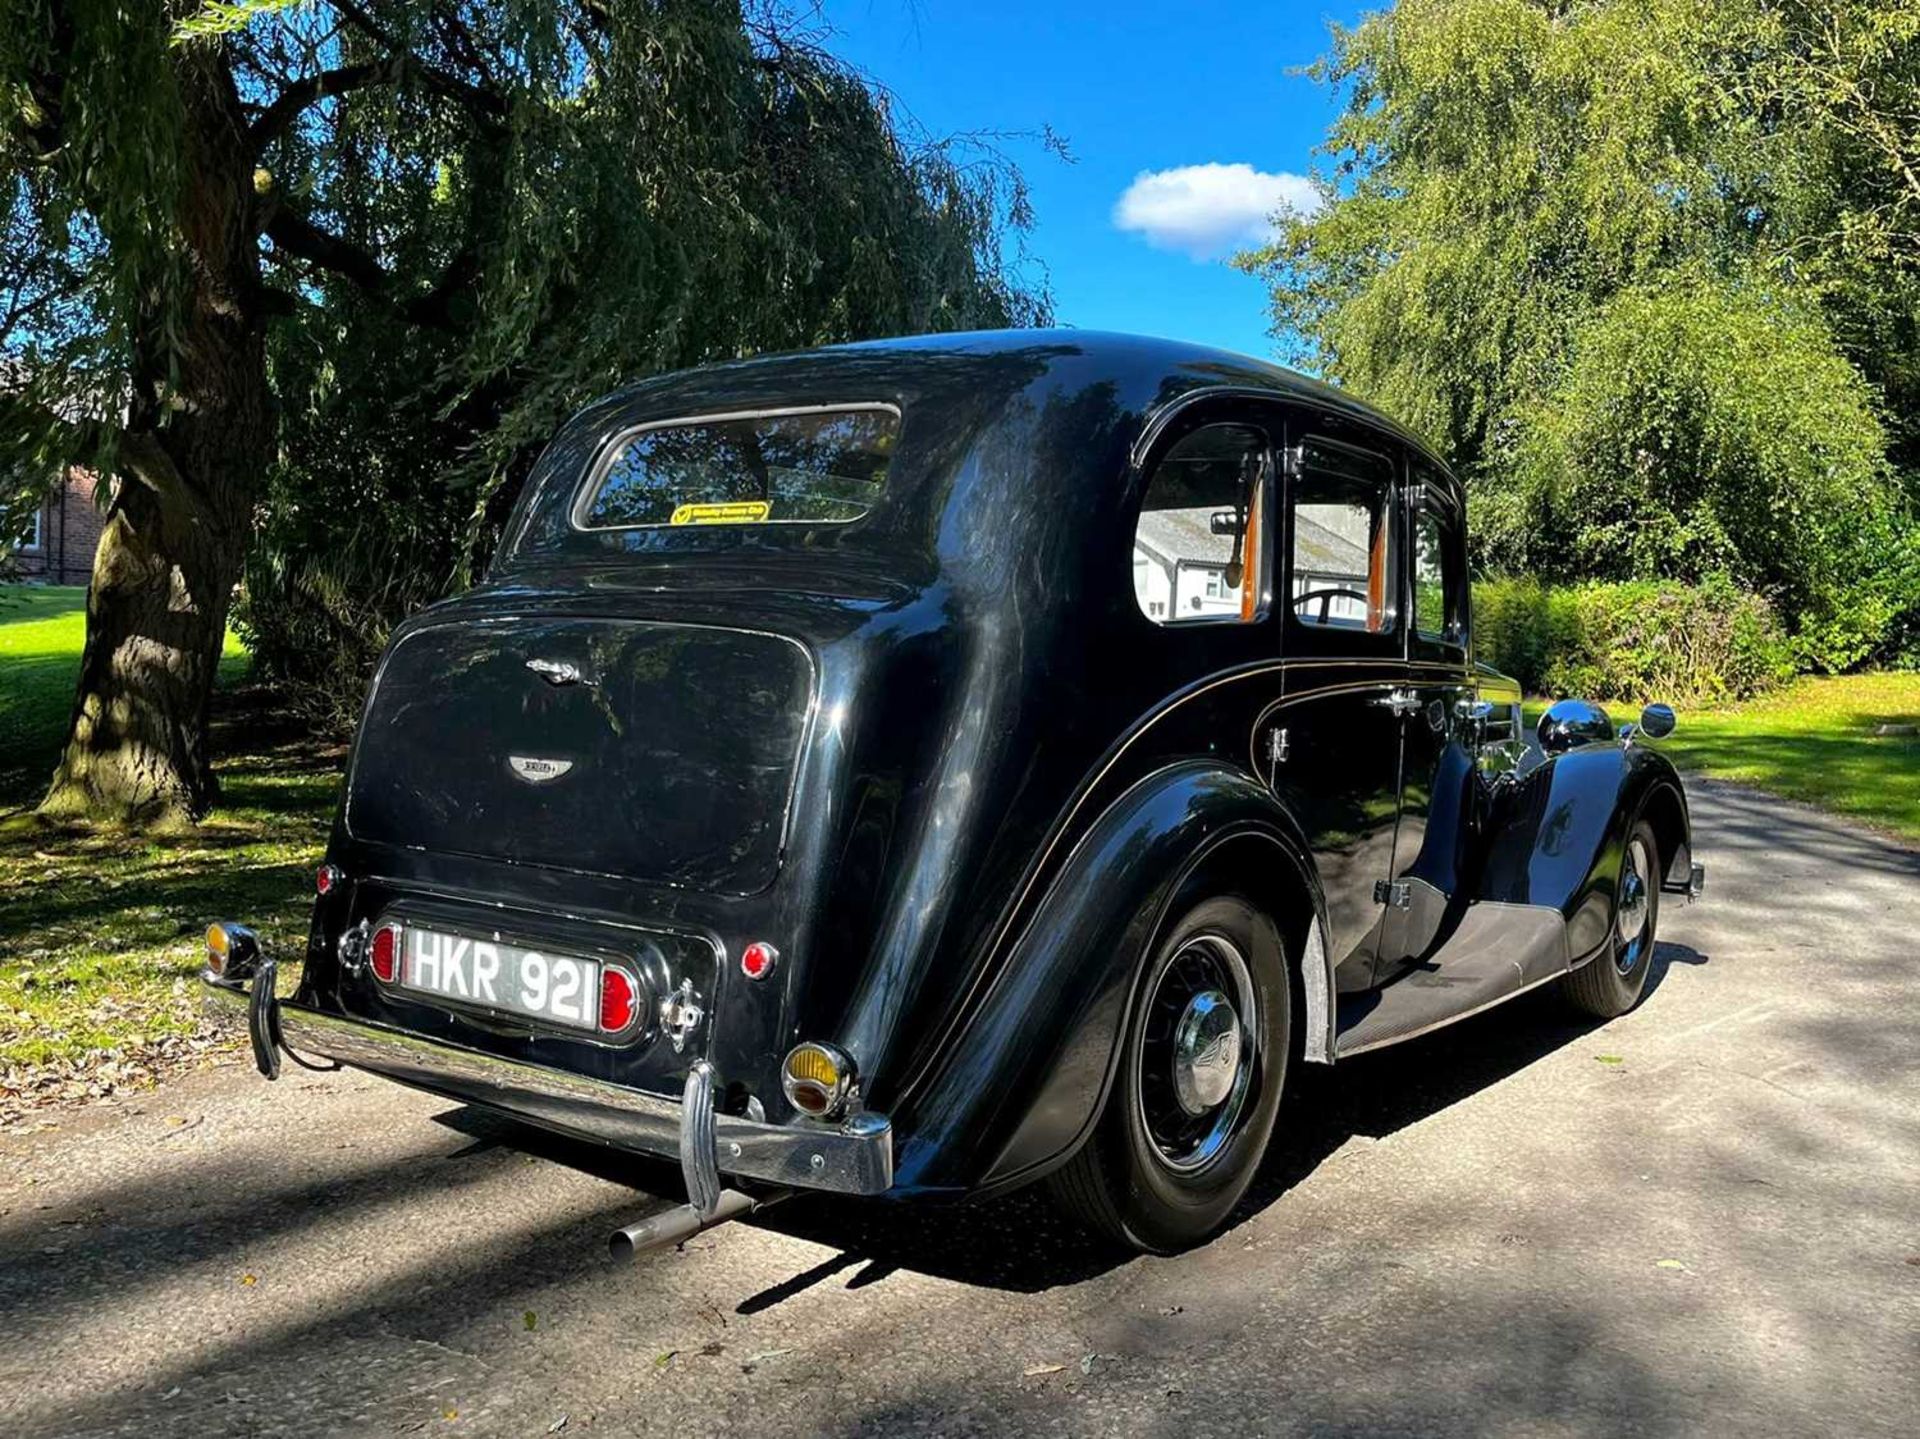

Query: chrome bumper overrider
left=202, top=974, right=892, bottom=1199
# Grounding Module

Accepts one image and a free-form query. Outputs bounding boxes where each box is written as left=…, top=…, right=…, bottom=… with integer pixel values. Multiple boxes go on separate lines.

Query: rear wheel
left=1047, top=895, right=1290, bottom=1253
left=1562, top=817, right=1660, bottom=1018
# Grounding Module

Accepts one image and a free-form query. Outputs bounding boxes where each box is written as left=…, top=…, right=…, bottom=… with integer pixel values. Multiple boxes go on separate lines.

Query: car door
left=1372, top=466, right=1477, bottom=986
left=1266, top=414, right=1407, bottom=995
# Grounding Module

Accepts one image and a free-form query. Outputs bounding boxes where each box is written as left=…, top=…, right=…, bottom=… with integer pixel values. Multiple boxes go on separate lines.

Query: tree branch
left=249, top=57, right=405, bottom=155
left=262, top=205, right=469, bottom=332
left=263, top=207, right=396, bottom=297
left=327, top=0, right=510, bottom=128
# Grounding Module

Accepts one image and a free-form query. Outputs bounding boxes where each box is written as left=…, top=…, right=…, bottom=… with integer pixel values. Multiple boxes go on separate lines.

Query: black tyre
left=1562, top=817, right=1660, bottom=1018
left=1047, top=895, right=1290, bottom=1253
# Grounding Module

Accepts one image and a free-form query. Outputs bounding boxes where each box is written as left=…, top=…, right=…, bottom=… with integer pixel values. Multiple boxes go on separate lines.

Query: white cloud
left=1113, top=163, right=1319, bottom=260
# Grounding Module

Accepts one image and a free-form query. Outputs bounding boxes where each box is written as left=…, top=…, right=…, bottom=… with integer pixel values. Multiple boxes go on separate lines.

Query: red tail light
left=740, top=941, right=778, bottom=981
left=315, top=864, right=342, bottom=896
left=600, top=966, right=638, bottom=1033
left=370, top=922, right=402, bottom=984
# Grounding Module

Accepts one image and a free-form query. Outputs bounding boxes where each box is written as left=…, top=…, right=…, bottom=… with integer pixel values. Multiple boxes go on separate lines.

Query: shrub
left=1473, top=282, right=1911, bottom=670
left=235, top=520, right=453, bottom=735
left=1472, top=575, right=1792, bottom=705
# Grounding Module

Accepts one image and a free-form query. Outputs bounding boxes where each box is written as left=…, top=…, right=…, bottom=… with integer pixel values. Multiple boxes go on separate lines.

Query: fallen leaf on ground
left=239, top=1273, right=258, bottom=1286
left=523, top=1310, right=537, bottom=1331
left=1595, top=1055, right=1624, bottom=1065
left=1023, top=1363, right=1065, bottom=1377
left=1654, top=1258, right=1688, bottom=1271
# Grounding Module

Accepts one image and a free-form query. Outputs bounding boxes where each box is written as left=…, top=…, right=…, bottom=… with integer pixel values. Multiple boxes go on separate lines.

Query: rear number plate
left=399, top=926, right=599, bottom=1031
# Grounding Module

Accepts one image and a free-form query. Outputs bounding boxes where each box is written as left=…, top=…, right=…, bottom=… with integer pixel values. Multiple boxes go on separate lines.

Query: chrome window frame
left=1286, top=430, right=1402, bottom=639
left=567, top=401, right=904, bottom=533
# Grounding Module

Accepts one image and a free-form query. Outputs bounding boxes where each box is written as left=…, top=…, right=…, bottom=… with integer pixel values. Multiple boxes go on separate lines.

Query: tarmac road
left=2, top=779, right=1916, bottom=1438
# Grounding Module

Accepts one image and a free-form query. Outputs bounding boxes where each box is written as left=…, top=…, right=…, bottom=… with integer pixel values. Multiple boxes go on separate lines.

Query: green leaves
left=1244, top=0, right=1919, bottom=668
left=171, top=0, right=310, bottom=47
left=224, top=1, right=1050, bottom=719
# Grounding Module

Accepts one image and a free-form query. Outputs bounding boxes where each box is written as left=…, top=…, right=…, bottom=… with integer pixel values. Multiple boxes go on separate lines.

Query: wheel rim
left=1136, top=933, right=1258, bottom=1174
left=1615, top=836, right=1652, bottom=975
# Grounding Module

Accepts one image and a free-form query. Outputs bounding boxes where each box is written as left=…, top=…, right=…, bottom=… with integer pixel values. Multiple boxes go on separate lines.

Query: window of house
left=1411, top=488, right=1466, bottom=649
left=20, top=505, right=42, bottom=551
left=576, top=405, right=899, bottom=530
left=1290, top=439, right=1396, bottom=634
left=1132, top=423, right=1269, bottom=625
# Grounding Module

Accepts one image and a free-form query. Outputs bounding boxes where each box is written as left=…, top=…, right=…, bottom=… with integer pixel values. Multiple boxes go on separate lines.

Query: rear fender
left=891, top=760, right=1328, bottom=1195
left=1480, top=744, right=1692, bottom=962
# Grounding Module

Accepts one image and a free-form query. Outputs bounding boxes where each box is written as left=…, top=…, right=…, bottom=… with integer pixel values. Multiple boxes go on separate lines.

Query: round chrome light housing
left=204, top=921, right=260, bottom=980
left=314, top=863, right=343, bottom=897
left=781, top=1041, right=855, bottom=1119
left=1536, top=698, right=1614, bottom=755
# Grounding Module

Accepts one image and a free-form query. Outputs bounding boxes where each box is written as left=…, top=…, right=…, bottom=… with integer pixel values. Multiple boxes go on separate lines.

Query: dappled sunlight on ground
left=0, top=689, right=339, bottom=1114
left=0, top=782, right=1913, bottom=1437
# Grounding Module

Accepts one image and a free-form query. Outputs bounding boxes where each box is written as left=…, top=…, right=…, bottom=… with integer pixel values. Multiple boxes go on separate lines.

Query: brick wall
left=11, top=468, right=103, bottom=586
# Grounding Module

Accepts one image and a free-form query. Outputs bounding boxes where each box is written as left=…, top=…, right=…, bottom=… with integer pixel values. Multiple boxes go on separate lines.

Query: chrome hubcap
left=1172, top=990, right=1242, bottom=1114
left=1615, top=837, right=1652, bottom=973
left=1137, top=934, right=1258, bottom=1174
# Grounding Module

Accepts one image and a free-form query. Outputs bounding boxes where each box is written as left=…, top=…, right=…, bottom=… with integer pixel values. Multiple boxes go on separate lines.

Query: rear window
left=575, top=405, right=899, bottom=530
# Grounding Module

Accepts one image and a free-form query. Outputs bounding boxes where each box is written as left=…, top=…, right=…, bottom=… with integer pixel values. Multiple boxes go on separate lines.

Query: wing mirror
left=1209, top=509, right=1239, bottom=536
left=1637, top=703, right=1676, bottom=739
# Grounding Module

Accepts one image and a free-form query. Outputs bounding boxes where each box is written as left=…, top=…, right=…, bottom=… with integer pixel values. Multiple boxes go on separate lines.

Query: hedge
left=1472, top=575, right=1793, bottom=705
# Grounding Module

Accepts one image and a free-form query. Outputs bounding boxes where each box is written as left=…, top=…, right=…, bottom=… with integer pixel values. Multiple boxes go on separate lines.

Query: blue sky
left=820, top=2, right=1368, bottom=363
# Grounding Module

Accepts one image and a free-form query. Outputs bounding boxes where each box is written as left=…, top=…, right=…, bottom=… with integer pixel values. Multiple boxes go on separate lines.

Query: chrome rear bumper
left=202, top=974, right=892, bottom=1198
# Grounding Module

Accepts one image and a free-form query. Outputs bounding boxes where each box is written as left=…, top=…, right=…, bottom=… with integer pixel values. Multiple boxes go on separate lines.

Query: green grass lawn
left=0, top=584, right=249, bottom=804
left=1531, top=672, right=1920, bottom=843
left=0, top=585, right=335, bottom=1110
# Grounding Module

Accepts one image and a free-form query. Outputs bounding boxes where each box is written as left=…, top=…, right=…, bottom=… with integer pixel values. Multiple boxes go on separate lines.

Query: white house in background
left=1290, top=505, right=1375, bottom=625
left=1132, top=503, right=1375, bottom=623
left=1133, top=507, right=1242, bottom=620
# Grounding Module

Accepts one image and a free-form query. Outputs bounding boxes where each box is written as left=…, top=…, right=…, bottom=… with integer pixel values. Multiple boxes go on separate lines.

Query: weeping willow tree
left=0, top=0, right=1047, bottom=824
left=1238, top=0, right=1918, bottom=668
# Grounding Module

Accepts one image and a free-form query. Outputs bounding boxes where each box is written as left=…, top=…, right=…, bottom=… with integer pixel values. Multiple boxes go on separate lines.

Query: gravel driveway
left=2, top=779, right=1915, bottom=1437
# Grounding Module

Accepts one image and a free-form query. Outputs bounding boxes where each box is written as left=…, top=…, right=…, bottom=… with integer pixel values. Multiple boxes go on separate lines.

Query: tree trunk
left=38, top=48, right=271, bottom=828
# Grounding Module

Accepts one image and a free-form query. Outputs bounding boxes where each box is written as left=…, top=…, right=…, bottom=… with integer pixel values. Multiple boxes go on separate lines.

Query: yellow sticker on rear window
left=669, top=500, right=770, bottom=526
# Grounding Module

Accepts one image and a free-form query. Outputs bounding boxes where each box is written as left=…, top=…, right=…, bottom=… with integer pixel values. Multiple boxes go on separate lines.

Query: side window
left=1290, top=438, right=1396, bottom=634
left=1133, top=423, right=1269, bottom=625
left=1411, top=479, right=1467, bottom=653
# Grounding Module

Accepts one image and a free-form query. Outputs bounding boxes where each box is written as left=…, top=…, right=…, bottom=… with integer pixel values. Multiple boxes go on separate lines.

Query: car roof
left=595, top=328, right=1453, bottom=479
left=502, top=329, right=1458, bottom=574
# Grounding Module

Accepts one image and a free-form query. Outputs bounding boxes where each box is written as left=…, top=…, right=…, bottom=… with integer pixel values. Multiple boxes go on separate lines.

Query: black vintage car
left=206, top=331, right=1704, bottom=1254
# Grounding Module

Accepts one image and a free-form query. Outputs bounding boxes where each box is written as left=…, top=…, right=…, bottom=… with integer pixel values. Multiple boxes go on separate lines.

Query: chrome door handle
left=1373, top=688, right=1420, bottom=716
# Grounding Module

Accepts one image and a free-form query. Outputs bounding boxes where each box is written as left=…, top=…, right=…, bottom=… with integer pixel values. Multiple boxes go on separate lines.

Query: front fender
left=890, top=760, right=1324, bottom=1195
left=1481, top=742, right=1692, bottom=961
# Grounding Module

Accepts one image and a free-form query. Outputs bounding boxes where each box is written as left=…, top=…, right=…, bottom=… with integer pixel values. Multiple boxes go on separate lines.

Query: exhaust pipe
left=609, top=1187, right=784, bottom=1262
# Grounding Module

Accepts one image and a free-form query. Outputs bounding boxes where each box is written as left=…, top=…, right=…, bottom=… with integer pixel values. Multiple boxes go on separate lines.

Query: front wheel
left=1562, top=817, right=1661, bottom=1018
left=1047, top=895, right=1290, bottom=1253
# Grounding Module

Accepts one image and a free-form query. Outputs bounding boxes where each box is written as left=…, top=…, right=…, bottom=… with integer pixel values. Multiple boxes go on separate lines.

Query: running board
left=1335, top=902, right=1571, bottom=1056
